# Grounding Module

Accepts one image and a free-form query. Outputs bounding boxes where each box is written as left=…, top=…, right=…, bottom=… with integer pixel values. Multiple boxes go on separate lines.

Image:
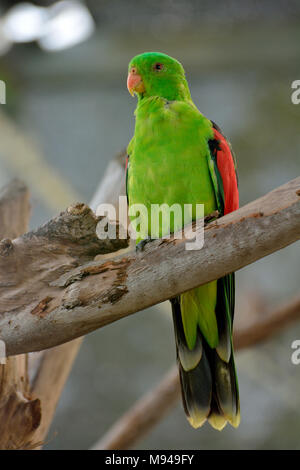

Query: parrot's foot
left=204, top=210, right=220, bottom=225
left=136, top=237, right=154, bottom=253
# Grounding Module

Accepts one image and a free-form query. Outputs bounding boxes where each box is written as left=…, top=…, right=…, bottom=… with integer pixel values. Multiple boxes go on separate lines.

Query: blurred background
left=0, top=0, right=299, bottom=450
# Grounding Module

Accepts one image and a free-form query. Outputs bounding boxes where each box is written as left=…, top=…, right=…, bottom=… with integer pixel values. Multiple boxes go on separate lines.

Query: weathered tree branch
left=92, top=294, right=300, bottom=450
left=0, top=177, right=299, bottom=356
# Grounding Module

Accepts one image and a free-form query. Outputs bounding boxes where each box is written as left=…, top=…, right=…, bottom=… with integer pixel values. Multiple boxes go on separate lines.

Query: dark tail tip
left=171, top=297, right=240, bottom=430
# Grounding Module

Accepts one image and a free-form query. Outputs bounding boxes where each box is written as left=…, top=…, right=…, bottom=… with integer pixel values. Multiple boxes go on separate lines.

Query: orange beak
left=127, top=68, right=145, bottom=96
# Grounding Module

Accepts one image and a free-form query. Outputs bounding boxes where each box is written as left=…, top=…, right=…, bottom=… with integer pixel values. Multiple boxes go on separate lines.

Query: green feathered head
left=127, top=52, right=191, bottom=101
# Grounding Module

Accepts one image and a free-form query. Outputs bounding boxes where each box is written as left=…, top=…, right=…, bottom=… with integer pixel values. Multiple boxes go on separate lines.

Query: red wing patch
left=213, top=128, right=239, bottom=215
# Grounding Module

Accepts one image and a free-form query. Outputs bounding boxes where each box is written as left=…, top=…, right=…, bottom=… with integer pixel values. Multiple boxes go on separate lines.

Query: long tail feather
left=172, top=298, right=212, bottom=428
left=171, top=274, right=240, bottom=430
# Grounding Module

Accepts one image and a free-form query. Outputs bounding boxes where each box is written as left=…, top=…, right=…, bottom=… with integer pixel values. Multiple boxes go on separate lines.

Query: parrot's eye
left=153, top=62, right=164, bottom=71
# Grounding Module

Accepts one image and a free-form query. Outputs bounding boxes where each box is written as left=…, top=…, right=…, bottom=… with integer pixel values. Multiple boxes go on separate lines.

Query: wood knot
left=31, top=296, right=53, bottom=316
left=0, top=238, right=13, bottom=256
left=67, top=203, right=90, bottom=216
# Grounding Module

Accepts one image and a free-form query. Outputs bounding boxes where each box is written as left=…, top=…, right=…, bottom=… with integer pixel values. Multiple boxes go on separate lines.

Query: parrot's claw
left=136, top=237, right=154, bottom=253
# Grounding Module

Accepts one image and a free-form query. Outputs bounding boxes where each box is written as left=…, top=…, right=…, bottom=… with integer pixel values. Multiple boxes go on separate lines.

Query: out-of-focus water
left=0, top=18, right=299, bottom=449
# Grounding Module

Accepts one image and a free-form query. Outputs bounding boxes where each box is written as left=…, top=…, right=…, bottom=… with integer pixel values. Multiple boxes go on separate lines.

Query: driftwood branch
left=92, top=295, right=300, bottom=450
left=0, top=177, right=299, bottom=356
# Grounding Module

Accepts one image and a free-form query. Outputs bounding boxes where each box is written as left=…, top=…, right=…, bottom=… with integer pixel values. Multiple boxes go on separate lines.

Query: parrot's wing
left=207, top=120, right=239, bottom=332
left=207, top=121, right=239, bottom=216
left=205, top=121, right=240, bottom=428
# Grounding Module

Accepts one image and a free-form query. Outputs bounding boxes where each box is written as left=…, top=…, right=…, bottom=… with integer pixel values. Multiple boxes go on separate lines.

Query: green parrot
left=126, top=52, right=240, bottom=430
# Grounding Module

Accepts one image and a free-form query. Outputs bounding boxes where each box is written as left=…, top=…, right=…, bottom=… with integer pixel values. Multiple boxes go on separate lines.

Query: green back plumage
left=128, top=97, right=216, bottom=240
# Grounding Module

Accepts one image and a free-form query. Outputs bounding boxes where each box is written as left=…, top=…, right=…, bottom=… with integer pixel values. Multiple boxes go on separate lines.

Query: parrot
left=126, top=52, right=240, bottom=430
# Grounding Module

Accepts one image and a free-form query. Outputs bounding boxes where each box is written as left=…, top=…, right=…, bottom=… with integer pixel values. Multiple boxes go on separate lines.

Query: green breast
left=127, top=97, right=216, bottom=241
